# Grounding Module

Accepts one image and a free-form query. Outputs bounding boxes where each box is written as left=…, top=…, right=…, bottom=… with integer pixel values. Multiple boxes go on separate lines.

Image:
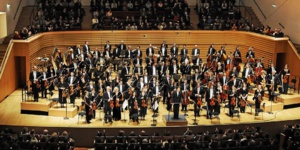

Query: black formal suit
left=182, top=64, right=191, bottom=75
left=159, top=47, right=168, bottom=57
left=146, top=47, right=154, bottom=56
left=133, top=58, right=142, bottom=65
left=125, top=49, right=132, bottom=58
left=40, top=71, right=49, bottom=98
left=83, top=44, right=91, bottom=55
left=134, top=49, right=142, bottom=58
left=229, top=78, right=240, bottom=89
left=157, top=64, right=167, bottom=78
left=242, top=68, right=253, bottom=82
left=103, top=91, right=113, bottom=122
left=233, top=50, right=242, bottom=63
left=93, top=50, right=101, bottom=58
left=104, top=44, right=112, bottom=52
left=218, top=49, right=226, bottom=56
left=191, top=87, right=204, bottom=116
left=133, top=66, right=143, bottom=75
left=172, top=91, right=182, bottom=119
left=207, top=47, right=216, bottom=56
left=103, top=50, right=111, bottom=58
left=29, top=71, right=41, bottom=101
left=205, top=88, right=216, bottom=119
left=146, top=57, right=154, bottom=66
left=118, top=44, right=126, bottom=51
left=121, top=66, right=130, bottom=82
left=148, top=65, right=158, bottom=76
left=112, top=48, right=120, bottom=59
left=192, top=48, right=200, bottom=56
left=246, top=51, right=255, bottom=59
left=170, top=64, right=179, bottom=75
left=170, top=46, right=178, bottom=56
left=220, top=76, right=229, bottom=86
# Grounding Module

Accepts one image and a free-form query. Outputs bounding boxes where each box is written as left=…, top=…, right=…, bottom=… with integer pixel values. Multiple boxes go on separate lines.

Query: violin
left=110, top=100, right=114, bottom=108
left=247, top=75, right=252, bottom=84
left=134, top=101, right=138, bottom=110
left=70, top=86, right=74, bottom=95
left=197, top=97, right=202, bottom=106
left=92, top=101, right=97, bottom=110
left=128, top=88, right=133, bottom=95
left=210, top=98, right=215, bottom=106
left=76, top=84, right=81, bottom=90
left=141, top=100, right=147, bottom=107
left=240, top=99, right=246, bottom=107
left=44, top=80, right=49, bottom=89
left=115, top=100, right=120, bottom=107
left=62, top=89, right=67, bottom=98
left=258, top=95, right=262, bottom=103
left=283, top=75, right=288, bottom=83
left=35, top=80, right=41, bottom=88
left=230, top=97, right=236, bottom=106
left=182, top=91, right=191, bottom=105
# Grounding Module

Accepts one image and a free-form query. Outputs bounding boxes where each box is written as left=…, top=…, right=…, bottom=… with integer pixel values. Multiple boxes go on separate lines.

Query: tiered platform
left=48, top=103, right=81, bottom=118
left=20, top=99, right=57, bottom=115
left=163, top=114, right=188, bottom=126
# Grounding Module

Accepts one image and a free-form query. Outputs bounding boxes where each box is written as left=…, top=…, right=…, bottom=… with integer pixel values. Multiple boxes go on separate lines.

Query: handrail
left=253, top=0, right=267, bottom=19
left=0, top=41, right=14, bottom=79
left=288, top=41, right=300, bottom=59
left=13, top=0, right=22, bottom=20
left=239, top=0, right=254, bottom=25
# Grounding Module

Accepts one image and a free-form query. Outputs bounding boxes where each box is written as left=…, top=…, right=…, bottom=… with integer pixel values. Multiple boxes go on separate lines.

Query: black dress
left=239, top=87, right=248, bottom=113
left=112, top=92, right=121, bottom=120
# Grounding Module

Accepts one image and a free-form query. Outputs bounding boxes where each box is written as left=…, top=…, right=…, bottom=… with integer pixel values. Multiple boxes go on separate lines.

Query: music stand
left=173, top=74, right=181, bottom=81
left=64, top=98, right=69, bottom=120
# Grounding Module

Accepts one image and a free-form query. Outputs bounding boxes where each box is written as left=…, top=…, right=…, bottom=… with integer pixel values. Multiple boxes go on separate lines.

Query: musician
left=170, top=43, right=178, bottom=58
left=246, top=47, right=255, bottom=60
left=281, top=64, right=290, bottom=94
left=192, top=45, right=200, bottom=57
left=96, top=79, right=105, bottom=93
left=170, top=60, right=179, bottom=75
left=129, top=91, right=139, bottom=122
left=242, top=63, right=253, bottom=84
left=182, top=61, right=191, bottom=75
left=228, top=85, right=237, bottom=117
left=112, top=44, right=120, bottom=71
left=58, top=77, right=68, bottom=107
left=55, top=51, right=63, bottom=68
left=143, top=72, right=150, bottom=84
left=152, top=81, right=161, bottom=104
left=172, top=87, right=182, bottom=119
left=133, top=64, right=143, bottom=75
left=159, top=45, right=168, bottom=57
left=79, top=74, right=88, bottom=98
left=146, top=54, right=154, bottom=67
left=84, top=91, right=92, bottom=123
left=133, top=55, right=142, bottom=66
left=139, top=87, right=148, bottom=120
left=117, top=80, right=128, bottom=106
left=125, top=46, right=132, bottom=58
left=133, top=46, right=142, bottom=58
left=103, top=86, right=113, bottom=123
left=86, top=81, right=95, bottom=92
left=149, top=62, right=158, bottom=76
left=158, top=61, right=167, bottom=79
left=253, top=85, right=264, bottom=116
left=66, top=48, right=75, bottom=64
left=239, top=83, right=248, bottom=113
left=94, top=65, right=102, bottom=82
left=180, top=44, right=188, bottom=61
left=69, top=84, right=76, bottom=107
left=160, top=41, right=168, bottom=49
left=192, top=83, right=204, bottom=117
left=229, top=75, right=240, bottom=88
left=103, top=41, right=112, bottom=53
left=68, top=72, right=77, bottom=86
left=146, top=44, right=155, bottom=57
left=118, top=40, right=126, bottom=51
left=103, top=47, right=111, bottom=60
left=96, top=88, right=104, bottom=109
left=41, top=67, right=48, bottom=98
left=205, top=83, right=215, bottom=119
left=112, top=87, right=122, bottom=121
left=93, top=47, right=101, bottom=59
left=47, top=65, right=55, bottom=94
left=218, top=46, right=227, bottom=58
left=136, top=77, right=145, bottom=96
left=83, top=41, right=91, bottom=55
left=29, top=66, right=41, bottom=102
left=230, top=66, right=239, bottom=79
left=267, top=62, right=276, bottom=75
left=181, top=79, right=190, bottom=111
left=233, top=46, right=242, bottom=64
left=193, top=56, right=202, bottom=71
left=121, top=62, right=130, bottom=83
left=206, top=44, right=216, bottom=57
left=74, top=45, right=81, bottom=56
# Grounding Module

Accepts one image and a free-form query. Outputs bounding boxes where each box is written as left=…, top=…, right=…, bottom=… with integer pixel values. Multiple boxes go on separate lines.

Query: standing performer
left=181, top=79, right=190, bottom=111
left=84, top=91, right=92, bottom=124
left=172, top=87, right=182, bottom=119
left=239, top=83, right=248, bottom=113
left=191, top=83, right=204, bottom=117
left=29, top=66, right=41, bottom=102
left=112, top=87, right=121, bottom=121
left=41, top=67, right=48, bottom=98
left=253, top=85, right=264, bottom=116
left=206, top=82, right=215, bottom=119
left=103, top=86, right=113, bottom=123
left=139, top=87, right=148, bottom=120
left=228, top=85, right=237, bottom=117
left=281, top=64, right=290, bottom=94
left=58, top=76, right=68, bottom=107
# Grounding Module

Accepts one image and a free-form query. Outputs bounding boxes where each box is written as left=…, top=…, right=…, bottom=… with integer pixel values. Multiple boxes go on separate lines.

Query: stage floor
left=1, top=89, right=300, bottom=128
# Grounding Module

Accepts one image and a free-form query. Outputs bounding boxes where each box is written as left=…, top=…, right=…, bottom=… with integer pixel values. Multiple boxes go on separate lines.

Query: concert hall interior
left=1, top=0, right=300, bottom=149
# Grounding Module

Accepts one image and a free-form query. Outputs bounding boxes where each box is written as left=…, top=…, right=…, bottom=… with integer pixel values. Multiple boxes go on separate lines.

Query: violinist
left=94, top=65, right=103, bottom=83
left=103, top=86, right=113, bottom=123
left=121, top=62, right=130, bottom=83
left=69, top=84, right=76, bottom=107
left=228, top=85, right=237, bottom=117
left=267, top=70, right=279, bottom=101
left=117, top=80, right=128, bottom=110
left=205, top=82, right=215, bottom=119
left=139, top=87, right=148, bottom=120
left=129, top=92, right=139, bottom=122
left=218, top=46, right=227, bottom=62
left=90, top=88, right=97, bottom=116
left=146, top=44, right=154, bottom=57
left=181, top=79, right=190, bottom=111
left=242, top=63, right=253, bottom=85
left=167, top=78, right=176, bottom=111
left=216, top=82, right=225, bottom=103
left=229, top=66, right=239, bottom=79
left=193, top=56, right=202, bottom=71
left=170, top=43, right=178, bottom=60
left=253, top=85, right=264, bottom=116
left=96, top=79, right=105, bottom=94
left=239, top=83, right=248, bottom=113
left=281, top=64, right=290, bottom=94
left=29, top=66, right=41, bottom=102
left=172, top=87, right=182, bottom=119
left=112, top=87, right=121, bottom=121
left=220, top=74, right=229, bottom=91
left=158, top=61, right=167, bottom=81
left=47, top=65, right=55, bottom=95
left=152, top=81, right=161, bottom=106
left=79, top=73, right=88, bottom=98
left=229, top=75, right=240, bottom=89
left=41, top=67, right=49, bottom=98
left=58, top=76, right=68, bottom=107
left=233, top=46, right=242, bottom=64
left=86, top=81, right=95, bottom=92
left=180, top=44, right=188, bottom=63
left=206, top=44, right=216, bottom=58
left=246, top=47, right=255, bottom=60
left=192, top=83, right=204, bottom=117
left=84, top=91, right=92, bottom=124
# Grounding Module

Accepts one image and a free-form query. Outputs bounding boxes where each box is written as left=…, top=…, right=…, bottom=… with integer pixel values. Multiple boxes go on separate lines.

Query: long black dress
left=112, top=92, right=121, bottom=120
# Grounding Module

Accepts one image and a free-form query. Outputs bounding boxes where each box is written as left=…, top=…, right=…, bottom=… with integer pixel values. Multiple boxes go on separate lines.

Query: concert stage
left=163, top=114, right=188, bottom=126
left=1, top=89, right=300, bottom=147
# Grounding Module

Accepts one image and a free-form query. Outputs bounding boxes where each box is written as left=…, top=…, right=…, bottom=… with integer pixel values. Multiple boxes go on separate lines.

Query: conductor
left=172, top=87, right=182, bottom=119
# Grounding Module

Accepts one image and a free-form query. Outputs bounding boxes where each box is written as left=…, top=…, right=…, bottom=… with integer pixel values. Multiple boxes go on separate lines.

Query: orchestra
left=28, top=41, right=293, bottom=124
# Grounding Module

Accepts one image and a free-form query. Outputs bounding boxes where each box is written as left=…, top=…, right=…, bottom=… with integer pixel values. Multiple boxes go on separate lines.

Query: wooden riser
left=21, top=100, right=56, bottom=112
left=163, top=114, right=188, bottom=126
left=48, top=103, right=79, bottom=118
